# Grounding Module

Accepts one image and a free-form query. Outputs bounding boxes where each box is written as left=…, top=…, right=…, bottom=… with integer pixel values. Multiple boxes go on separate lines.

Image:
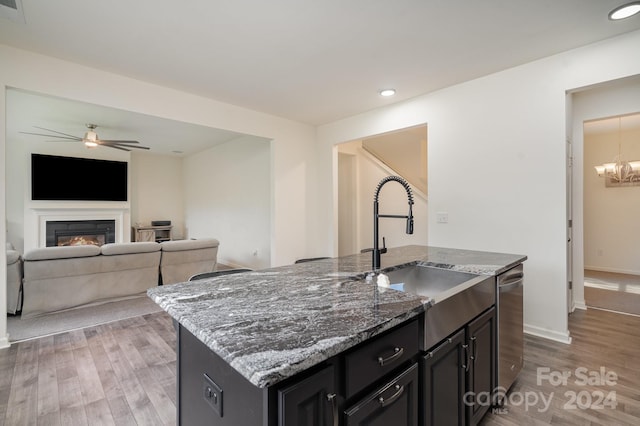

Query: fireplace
left=45, top=220, right=116, bottom=247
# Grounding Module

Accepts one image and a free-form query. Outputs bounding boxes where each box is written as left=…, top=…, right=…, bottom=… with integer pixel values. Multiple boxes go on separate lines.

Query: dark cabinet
left=422, top=307, right=495, bottom=426
left=466, top=307, right=496, bottom=425
left=344, top=363, right=419, bottom=426
left=278, top=365, right=338, bottom=426
left=178, top=308, right=496, bottom=426
left=422, top=329, right=466, bottom=426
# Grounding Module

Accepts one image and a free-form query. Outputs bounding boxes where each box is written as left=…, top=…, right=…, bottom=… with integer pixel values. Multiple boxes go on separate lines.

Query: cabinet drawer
left=344, top=362, right=419, bottom=426
left=345, top=319, right=419, bottom=399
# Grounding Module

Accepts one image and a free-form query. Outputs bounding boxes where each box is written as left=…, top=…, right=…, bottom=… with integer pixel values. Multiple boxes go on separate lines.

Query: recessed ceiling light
left=609, top=2, right=640, bottom=20
left=379, top=89, right=396, bottom=97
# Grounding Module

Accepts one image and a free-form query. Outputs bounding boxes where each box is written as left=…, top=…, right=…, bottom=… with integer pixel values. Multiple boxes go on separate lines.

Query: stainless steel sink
left=383, top=264, right=484, bottom=302
left=381, top=264, right=495, bottom=349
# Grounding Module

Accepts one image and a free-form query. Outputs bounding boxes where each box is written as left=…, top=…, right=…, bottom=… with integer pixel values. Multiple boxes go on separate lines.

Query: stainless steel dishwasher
left=496, top=263, right=524, bottom=395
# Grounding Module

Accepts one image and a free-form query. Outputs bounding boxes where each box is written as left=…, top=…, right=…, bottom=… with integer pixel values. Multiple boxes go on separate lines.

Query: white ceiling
left=2, top=0, right=640, bottom=151
left=6, top=88, right=255, bottom=156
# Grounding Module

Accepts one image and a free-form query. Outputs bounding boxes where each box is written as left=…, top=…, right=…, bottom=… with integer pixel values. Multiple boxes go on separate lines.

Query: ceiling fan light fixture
left=83, top=129, right=98, bottom=147
left=608, top=2, right=640, bottom=20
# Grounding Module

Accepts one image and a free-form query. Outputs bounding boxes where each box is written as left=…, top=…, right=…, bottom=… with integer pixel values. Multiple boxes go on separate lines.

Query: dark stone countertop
left=147, top=245, right=526, bottom=388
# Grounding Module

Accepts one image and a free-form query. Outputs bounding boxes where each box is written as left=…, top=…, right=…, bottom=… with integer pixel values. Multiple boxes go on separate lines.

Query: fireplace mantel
left=24, top=203, right=131, bottom=251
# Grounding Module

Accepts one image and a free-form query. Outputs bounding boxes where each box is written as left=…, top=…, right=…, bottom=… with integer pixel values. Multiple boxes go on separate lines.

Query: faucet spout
left=372, top=176, right=415, bottom=270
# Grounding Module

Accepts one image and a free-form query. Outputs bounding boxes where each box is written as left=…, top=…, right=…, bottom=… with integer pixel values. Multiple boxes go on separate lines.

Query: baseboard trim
left=584, top=265, right=640, bottom=276
left=217, top=259, right=245, bottom=270
left=0, top=335, right=10, bottom=349
left=524, top=324, right=572, bottom=344
left=573, top=300, right=587, bottom=310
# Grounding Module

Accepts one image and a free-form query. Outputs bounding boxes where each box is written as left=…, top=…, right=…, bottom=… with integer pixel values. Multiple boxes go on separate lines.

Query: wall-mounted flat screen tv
left=31, top=153, right=128, bottom=201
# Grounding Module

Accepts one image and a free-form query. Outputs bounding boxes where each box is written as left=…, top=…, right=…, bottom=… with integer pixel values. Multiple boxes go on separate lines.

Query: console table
left=132, top=225, right=173, bottom=242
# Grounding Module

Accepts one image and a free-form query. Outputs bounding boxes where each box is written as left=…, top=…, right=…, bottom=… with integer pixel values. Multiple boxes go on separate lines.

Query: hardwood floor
left=482, top=308, right=640, bottom=426
left=1, top=307, right=639, bottom=425
left=584, top=269, right=640, bottom=316
left=0, top=312, right=177, bottom=426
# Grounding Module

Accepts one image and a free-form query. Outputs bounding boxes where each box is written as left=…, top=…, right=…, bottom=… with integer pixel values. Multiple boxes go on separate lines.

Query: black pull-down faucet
left=372, top=176, right=414, bottom=270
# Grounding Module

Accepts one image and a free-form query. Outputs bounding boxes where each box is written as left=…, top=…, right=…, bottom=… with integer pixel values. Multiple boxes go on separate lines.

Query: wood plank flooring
left=482, top=308, right=640, bottom=426
left=0, top=312, right=176, bottom=426
left=584, top=269, right=640, bottom=316
left=1, top=306, right=639, bottom=425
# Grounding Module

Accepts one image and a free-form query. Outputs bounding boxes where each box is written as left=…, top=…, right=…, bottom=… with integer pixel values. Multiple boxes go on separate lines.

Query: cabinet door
left=344, top=363, right=418, bottom=426
left=278, top=364, right=337, bottom=426
left=137, top=229, right=156, bottom=242
left=422, top=329, right=466, bottom=426
left=467, top=307, right=496, bottom=426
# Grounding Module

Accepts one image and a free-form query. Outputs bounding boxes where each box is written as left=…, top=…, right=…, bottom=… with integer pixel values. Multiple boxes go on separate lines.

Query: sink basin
left=383, top=264, right=486, bottom=303
left=381, top=264, right=495, bottom=349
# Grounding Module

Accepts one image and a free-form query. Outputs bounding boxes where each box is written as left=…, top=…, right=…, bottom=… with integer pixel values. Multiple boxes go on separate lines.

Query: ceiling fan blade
left=100, top=144, right=131, bottom=152
left=33, top=126, right=83, bottom=140
left=100, top=139, right=141, bottom=144
left=100, top=141, right=150, bottom=150
left=112, top=144, right=151, bottom=150
left=20, top=131, right=81, bottom=141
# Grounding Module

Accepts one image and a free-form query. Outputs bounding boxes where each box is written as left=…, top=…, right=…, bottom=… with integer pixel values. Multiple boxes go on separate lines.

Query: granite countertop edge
left=148, top=245, right=527, bottom=388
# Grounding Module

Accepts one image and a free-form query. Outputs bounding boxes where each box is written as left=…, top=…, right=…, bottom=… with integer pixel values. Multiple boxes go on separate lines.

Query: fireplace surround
left=45, top=219, right=116, bottom=247
left=26, top=206, right=129, bottom=251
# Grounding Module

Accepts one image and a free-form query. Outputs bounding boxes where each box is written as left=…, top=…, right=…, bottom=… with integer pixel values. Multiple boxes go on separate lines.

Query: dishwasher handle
left=499, top=277, right=523, bottom=292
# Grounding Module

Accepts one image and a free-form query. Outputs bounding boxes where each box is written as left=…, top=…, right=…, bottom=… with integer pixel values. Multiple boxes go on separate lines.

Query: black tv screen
left=31, top=154, right=128, bottom=201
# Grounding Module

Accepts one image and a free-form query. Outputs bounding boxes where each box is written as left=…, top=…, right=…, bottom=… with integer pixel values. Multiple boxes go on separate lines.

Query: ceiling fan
left=21, top=123, right=150, bottom=151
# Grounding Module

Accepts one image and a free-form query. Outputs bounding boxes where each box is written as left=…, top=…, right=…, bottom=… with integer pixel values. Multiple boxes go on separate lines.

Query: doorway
left=336, top=125, right=429, bottom=256
left=569, top=75, right=640, bottom=317
left=582, top=112, right=640, bottom=316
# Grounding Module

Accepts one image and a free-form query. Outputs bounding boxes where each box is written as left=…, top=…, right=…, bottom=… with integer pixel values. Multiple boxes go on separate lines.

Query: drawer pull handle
left=326, top=393, right=338, bottom=426
left=378, top=347, right=404, bottom=366
left=378, top=384, right=404, bottom=408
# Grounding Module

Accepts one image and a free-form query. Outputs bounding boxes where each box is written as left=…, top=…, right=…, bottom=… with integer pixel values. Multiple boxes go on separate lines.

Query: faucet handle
left=380, top=237, right=388, bottom=254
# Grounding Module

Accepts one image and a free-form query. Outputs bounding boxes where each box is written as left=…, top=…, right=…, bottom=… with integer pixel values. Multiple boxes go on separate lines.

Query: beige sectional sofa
left=21, top=242, right=161, bottom=318
left=159, top=238, right=219, bottom=285
left=15, top=238, right=220, bottom=318
left=6, top=245, right=23, bottom=315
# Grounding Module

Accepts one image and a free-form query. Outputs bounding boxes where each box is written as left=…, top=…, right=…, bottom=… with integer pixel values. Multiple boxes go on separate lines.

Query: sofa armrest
left=7, top=249, right=20, bottom=265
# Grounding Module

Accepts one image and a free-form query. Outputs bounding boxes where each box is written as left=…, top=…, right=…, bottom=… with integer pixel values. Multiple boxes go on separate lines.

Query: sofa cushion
left=102, top=241, right=160, bottom=255
left=24, top=245, right=101, bottom=261
left=160, top=238, right=219, bottom=252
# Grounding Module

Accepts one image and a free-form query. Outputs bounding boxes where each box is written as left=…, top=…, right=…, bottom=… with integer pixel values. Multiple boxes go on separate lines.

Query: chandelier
left=594, top=116, right=640, bottom=187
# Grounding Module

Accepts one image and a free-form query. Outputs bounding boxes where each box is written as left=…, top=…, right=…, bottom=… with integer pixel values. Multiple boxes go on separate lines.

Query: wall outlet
left=436, top=212, right=449, bottom=224
left=253, top=249, right=259, bottom=256
left=203, top=373, right=223, bottom=417
left=597, top=249, right=603, bottom=257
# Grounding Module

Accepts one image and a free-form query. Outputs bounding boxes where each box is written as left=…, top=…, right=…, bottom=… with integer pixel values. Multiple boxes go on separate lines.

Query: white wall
left=183, top=135, right=271, bottom=269
left=318, top=30, right=640, bottom=344
left=570, top=76, right=640, bottom=310
left=0, top=44, right=317, bottom=346
left=130, top=152, right=185, bottom=239
left=5, top=134, right=131, bottom=253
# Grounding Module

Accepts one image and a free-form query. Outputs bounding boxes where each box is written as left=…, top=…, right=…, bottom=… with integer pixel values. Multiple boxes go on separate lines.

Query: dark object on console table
left=152, top=220, right=171, bottom=226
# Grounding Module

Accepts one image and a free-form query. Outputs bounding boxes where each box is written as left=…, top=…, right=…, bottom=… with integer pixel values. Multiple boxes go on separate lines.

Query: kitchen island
left=148, top=245, right=526, bottom=426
